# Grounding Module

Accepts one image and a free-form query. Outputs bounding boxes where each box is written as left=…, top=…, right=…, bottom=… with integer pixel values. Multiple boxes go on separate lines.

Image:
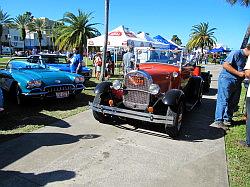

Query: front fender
left=94, top=81, right=112, bottom=94
left=162, top=89, right=184, bottom=106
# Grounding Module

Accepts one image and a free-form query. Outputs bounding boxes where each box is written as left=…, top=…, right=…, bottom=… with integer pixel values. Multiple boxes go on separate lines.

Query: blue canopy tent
left=208, top=46, right=230, bottom=53
left=153, top=35, right=180, bottom=50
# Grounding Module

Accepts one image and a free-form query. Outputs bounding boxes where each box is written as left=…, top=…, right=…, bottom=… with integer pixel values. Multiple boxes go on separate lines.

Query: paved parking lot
left=0, top=65, right=228, bottom=187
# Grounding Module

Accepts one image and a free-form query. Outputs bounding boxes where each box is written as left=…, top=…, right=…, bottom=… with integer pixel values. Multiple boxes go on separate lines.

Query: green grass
left=0, top=57, right=10, bottom=68
left=0, top=78, right=98, bottom=142
left=225, top=86, right=250, bottom=187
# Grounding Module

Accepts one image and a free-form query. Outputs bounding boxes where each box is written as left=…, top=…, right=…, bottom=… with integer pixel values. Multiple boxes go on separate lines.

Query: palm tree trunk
left=39, top=39, right=42, bottom=52
left=241, top=24, right=250, bottom=49
left=100, top=0, right=110, bottom=81
left=0, top=25, right=3, bottom=55
left=23, top=40, right=26, bottom=52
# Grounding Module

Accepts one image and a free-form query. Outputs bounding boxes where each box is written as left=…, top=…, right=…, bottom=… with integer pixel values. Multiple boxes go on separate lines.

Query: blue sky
left=1, top=0, right=249, bottom=49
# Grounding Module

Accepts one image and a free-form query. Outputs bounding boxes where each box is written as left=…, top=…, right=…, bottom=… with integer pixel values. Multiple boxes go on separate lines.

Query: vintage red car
left=90, top=48, right=210, bottom=138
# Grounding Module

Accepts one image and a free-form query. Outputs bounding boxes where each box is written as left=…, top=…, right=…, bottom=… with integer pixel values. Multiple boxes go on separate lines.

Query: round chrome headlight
left=112, top=80, right=122, bottom=90
left=172, top=72, right=179, bottom=78
left=75, top=76, right=85, bottom=83
left=149, top=84, right=160, bottom=95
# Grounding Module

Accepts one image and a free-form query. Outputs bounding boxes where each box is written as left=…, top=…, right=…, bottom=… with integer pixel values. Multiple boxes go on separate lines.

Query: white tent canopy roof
left=87, top=25, right=151, bottom=47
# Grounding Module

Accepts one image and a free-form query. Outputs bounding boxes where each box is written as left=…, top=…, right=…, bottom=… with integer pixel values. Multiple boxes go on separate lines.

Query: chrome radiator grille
left=44, top=84, right=74, bottom=93
left=123, top=71, right=151, bottom=110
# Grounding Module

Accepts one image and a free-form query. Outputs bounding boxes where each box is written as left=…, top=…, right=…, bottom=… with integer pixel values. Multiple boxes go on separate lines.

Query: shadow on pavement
left=109, top=97, right=225, bottom=141
left=204, top=88, right=217, bottom=96
left=0, top=169, right=75, bottom=186
left=0, top=133, right=101, bottom=169
left=179, top=97, right=225, bottom=142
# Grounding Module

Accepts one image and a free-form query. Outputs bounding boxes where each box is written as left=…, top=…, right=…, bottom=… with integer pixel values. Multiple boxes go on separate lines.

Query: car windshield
left=7, top=58, right=46, bottom=70
left=135, top=48, right=188, bottom=65
left=41, top=55, right=68, bottom=64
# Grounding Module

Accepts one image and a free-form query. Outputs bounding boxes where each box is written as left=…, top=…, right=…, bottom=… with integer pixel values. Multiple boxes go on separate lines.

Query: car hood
left=47, top=64, right=91, bottom=72
left=12, top=69, right=74, bottom=85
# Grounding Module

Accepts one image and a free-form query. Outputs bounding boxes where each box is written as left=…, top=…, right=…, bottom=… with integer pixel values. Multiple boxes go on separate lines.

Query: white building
left=1, top=17, right=55, bottom=52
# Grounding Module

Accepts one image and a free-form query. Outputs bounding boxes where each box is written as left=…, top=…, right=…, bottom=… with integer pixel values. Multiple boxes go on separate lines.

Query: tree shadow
left=0, top=169, right=75, bottom=186
left=0, top=92, right=95, bottom=138
left=0, top=132, right=101, bottom=169
left=84, top=79, right=98, bottom=88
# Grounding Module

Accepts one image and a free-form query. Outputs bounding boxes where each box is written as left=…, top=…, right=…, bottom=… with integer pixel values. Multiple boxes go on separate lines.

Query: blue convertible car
left=28, top=54, right=92, bottom=80
left=0, top=58, right=85, bottom=104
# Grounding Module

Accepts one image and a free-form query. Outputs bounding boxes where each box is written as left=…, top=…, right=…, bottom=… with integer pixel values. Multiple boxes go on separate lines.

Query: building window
left=14, top=36, right=19, bottom=41
left=5, top=35, right=7, bottom=40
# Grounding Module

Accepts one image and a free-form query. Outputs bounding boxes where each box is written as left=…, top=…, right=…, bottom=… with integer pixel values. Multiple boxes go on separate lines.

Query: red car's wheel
left=165, top=101, right=184, bottom=138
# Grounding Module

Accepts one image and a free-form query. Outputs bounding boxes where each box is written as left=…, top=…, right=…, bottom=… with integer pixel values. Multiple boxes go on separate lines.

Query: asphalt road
left=0, top=64, right=228, bottom=187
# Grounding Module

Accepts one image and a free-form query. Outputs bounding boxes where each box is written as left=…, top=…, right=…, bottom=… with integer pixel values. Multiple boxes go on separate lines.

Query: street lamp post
left=100, top=0, right=110, bottom=81
left=7, top=34, right=11, bottom=58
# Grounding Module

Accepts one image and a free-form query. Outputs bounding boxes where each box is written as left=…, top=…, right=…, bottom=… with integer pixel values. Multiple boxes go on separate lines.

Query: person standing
left=211, top=44, right=250, bottom=130
left=122, top=46, right=135, bottom=75
left=94, top=52, right=102, bottom=80
left=69, top=47, right=83, bottom=74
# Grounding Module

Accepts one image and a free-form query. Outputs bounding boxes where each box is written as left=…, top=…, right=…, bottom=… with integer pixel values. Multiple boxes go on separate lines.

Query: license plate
left=56, top=91, right=69, bottom=98
left=129, top=76, right=144, bottom=85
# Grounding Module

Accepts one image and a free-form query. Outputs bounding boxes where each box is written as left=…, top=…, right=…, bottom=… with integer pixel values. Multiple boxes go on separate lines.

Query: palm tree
left=48, top=22, right=64, bottom=51
left=186, top=22, right=217, bottom=54
left=171, top=35, right=182, bottom=46
left=56, top=10, right=100, bottom=55
left=226, top=0, right=249, bottom=6
left=226, top=0, right=250, bottom=48
left=0, top=8, right=13, bottom=55
left=30, top=18, right=47, bottom=52
left=14, top=13, right=32, bottom=51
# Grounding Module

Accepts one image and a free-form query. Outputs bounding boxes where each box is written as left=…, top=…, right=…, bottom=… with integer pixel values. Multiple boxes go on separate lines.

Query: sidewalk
left=0, top=65, right=229, bottom=187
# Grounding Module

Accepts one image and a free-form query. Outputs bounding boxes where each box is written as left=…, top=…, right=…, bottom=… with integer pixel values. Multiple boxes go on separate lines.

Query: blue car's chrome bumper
left=22, top=84, right=85, bottom=97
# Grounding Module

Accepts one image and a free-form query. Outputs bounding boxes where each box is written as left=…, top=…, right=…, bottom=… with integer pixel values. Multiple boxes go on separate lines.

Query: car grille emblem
left=55, top=80, right=61, bottom=84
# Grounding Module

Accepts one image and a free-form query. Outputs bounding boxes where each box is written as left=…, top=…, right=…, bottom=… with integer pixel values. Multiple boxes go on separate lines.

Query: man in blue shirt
left=211, top=44, right=250, bottom=130
left=122, top=46, right=135, bottom=75
left=70, top=47, right=83, bottom=74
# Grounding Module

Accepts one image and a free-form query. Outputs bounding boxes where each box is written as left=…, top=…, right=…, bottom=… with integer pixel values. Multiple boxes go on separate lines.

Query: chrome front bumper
left=89, top=102, right=174, bottom=125
left=23, top=84, right=85, bottom=96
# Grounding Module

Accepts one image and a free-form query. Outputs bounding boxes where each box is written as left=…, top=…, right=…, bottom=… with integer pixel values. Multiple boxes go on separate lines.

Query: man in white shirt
left=242, top=56, right=250, bottom=148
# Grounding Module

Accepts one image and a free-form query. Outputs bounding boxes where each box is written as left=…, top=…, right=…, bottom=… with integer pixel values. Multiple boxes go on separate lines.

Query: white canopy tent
left=87, top=25, right=151, bottom=48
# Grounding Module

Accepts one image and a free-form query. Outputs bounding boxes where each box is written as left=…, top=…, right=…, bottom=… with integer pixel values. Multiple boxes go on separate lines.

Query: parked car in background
left=28, top=54, right=92, bottom=80
left=0, top=58, right=85, bottom=104
left=15, top=51, right=26, bottom=57
left=90, top=48, right=206, bottom=138
left=0, top=88, right=4, bottom=112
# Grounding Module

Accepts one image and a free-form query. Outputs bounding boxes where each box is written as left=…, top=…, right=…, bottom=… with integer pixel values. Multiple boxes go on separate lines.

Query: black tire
left=11, top=84, right=23, bottom=105
left=165, top=101, right=184, bottom=138
left=92, top=93, right=111, bottom=124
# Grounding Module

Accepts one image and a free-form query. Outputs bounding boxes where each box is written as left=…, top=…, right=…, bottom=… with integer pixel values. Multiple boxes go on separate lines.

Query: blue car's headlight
left=75, top=76, right=85, bottom=83
left=27, top=80, right=42, bottom=89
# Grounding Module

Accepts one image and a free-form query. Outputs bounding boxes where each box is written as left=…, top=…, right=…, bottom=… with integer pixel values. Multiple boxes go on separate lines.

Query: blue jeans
left=215, top=75, right=242, bottom=122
